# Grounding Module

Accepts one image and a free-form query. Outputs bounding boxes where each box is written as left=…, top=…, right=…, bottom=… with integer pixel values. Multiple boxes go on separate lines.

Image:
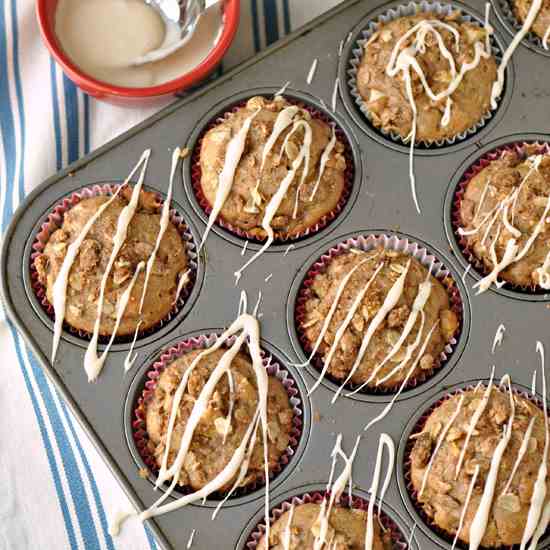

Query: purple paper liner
left=403, top=382, right=550, bottom=549
left=29, top=183, right=198, bottom=344
left=190, top=97, right=354, bottom=243
left=244, top=490, right=409, bottom=549
left=451, top=141, right=550, bottom=295
left=294, top=233, right=464, bottom=395
left=132, top=332, right=304, bottom=500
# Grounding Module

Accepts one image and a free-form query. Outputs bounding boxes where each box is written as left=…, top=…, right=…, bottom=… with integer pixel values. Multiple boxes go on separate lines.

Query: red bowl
left=36, top=0, right=240, bottom=105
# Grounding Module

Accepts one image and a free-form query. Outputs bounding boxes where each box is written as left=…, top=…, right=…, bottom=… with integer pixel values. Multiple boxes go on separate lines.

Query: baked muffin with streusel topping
left=301, top=246, right=459, bottom=391
left=144, top=348, right=293, bottom=492
left=34, top=186, right=188, bottom=336
left=357, top=11, right=497, bottom=142
left=410, top=384, right=550, bottom=547
left=257, top=502, right=391, bottom=550
left=199, top=95, right=347, bottom=239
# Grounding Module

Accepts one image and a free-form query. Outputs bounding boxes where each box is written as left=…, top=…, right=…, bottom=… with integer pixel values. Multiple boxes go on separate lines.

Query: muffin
left=257, top=502, right=391, bottom=549
left=144, top=348, right=293, bottom=492
left=199, top=95, right=347, bottom=239
left=301, top=246, right=459, bottom=390
left=457, top=146, right=550, bottom=290
left=34, top=186, right=188, bottom=336
left=514, top=0, right=550, bottom=42
left=356, top=11, right=497, bottom=142
left=409, top=385, right=550, bottom=547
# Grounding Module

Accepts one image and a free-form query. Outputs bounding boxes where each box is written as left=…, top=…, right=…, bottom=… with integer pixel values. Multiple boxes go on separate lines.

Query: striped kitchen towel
left=0, top=1, right=340, bottom=549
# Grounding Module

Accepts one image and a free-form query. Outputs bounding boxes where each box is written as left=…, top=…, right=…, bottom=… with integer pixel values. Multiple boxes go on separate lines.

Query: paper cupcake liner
left=29, top=183, right=198, bottom=345
left=244, top=490, right=409, bottom=549
left=451, top=140, right=550, bottom=295
left=347, top=1, right=504, bottom=147
left=403, top=382, right=550, bottom=549
left=190, top=98, right=354, bottom=243
left=295, top=233, right=463, bottom=395
left=496, top=0, right=550, bottom=53
left=132, top=332, right=304, bottom=500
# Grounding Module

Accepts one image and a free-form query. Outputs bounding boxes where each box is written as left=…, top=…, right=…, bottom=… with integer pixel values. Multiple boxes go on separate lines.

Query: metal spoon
left=132, top=0, right=220, bottom=66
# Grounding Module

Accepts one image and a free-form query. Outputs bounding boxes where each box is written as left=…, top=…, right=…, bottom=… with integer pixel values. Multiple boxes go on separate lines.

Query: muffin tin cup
left=451, top=140, right=550, bottom=296
left=130, top=332, right=304, bottom=502
left=398, top=379, right=550, bottom=549
left=294, top=233, right=464, bottom=397
left=188, top=94, right=355, bottom=245
left=346, top=0, right=505, bottom=149
left=242, top=489, right=410, bottom=549
left=29, top=183, right=198, bottom=345
left=492, top=0, right=550, bottom=57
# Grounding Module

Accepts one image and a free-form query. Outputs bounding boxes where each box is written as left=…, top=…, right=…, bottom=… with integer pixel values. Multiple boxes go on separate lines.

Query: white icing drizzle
left=455, top=368, right=495, bottom=478
left=332, top=260, right=411, bottom=403
left=241, top=240, right=248, bottom=256
left=110, top=294, right=272, bottom=542
left=365, top=434, right=395, bottom=550
left=528, top=500, right=550, bottom=549
left=308, top=124, right=336, bottom=202
left=264, top=273, right=273, bottom=283
left=532, top=369, right=538, bottom=396
left=491, top=324, right=506, bottom=354
left=173, top=269, right=191, bottom=305
left=502, top=415, right=536, bottom=496
left=338, top=39, right=344, bottom=57
left=234, top=119, right=312, bottom=283
left=520, top=341, right=549, bottom=549
left=199, top=108, right=260, bottom=251
left=274, top=81, right=291, bottom=98
left=407, top=522, right=417, bottom=549
left=544, top=25, right=550, bottom=49
left=385, top=20, right=491, bottom=214
left=84, top=151, right=152, bottom=382
left=331, top=77, right=339, bottom=112
left=361, top=274, right=432, bottom=387
left=124, top=320, right=142, bottom=372
left=451, top=465, right=479, bottom=550
left=491, top=0, right=543, bottom=108
left=363, top=322, right=438, bottom=432
left=50, top=150, right=150, bottom=365
left=313, top=435, right=361, bottom=549
left=282, top=502, right=295, bottom=550
left=462, top=264, right=471, bottom=285
left=484, top=3, right=494, bottom=55
left=468, top=378, right=515, bottom=550
left=306, top=262, right=384, bottom=396
left=306, top=58, right=318, bottom=85
left=284, top=244, right=294, bottom=256
left=419, top=393, right=466, bottom=496
left=187, top=529, right=196, bottom=549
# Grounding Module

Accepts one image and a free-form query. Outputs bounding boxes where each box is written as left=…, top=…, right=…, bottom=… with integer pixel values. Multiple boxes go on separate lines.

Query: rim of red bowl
left=36, top=0, right=240, bottom=98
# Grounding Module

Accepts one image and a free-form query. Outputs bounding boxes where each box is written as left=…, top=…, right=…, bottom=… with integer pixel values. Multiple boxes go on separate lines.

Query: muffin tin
left=2, top=0, right=550, bottom=548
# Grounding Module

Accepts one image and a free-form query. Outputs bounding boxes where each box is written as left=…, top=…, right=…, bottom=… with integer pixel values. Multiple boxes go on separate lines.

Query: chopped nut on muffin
left=257, top=502, right=391, bottom=550
left=199, top=95, right=347, bottom=239
left=34, top=186, right=188, bottom=336
left=145, top=348, right=293, bottom=492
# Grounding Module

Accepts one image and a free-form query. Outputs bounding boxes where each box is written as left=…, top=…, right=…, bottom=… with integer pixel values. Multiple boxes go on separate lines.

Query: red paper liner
left=132, top=332, right=304, bottom=500
left=451, top=141, right=550, bottom=295
left=190, top=98, right=354, bottom=243
left=403, top=382, right=550, bottom=550
left=244, top=490, right=409, bottom=549
left=294, top=234, right=464, bottom=395
left=29, top=183, right=198, bottom=345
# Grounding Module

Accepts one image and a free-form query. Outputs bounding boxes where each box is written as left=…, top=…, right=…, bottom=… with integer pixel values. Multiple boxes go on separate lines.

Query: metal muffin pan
left=2, top=0, right=550, bottom=548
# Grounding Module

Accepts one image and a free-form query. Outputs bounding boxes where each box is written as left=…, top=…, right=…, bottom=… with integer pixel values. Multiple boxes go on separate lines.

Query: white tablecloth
left=0, top=1, right=340, bottom=548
